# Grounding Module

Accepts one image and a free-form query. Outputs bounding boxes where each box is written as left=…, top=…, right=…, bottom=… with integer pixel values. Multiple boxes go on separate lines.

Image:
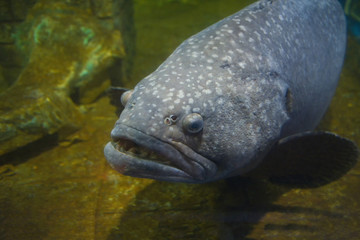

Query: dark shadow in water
left=0, top=133, right=59, bottom=166
left=106, top=177, right=341, bottom=240
left=316, top=108, right=334, bottom=131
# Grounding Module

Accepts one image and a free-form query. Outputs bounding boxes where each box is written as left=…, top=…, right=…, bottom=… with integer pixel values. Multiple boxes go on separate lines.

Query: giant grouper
left=104, top=0, right=359, bottom=185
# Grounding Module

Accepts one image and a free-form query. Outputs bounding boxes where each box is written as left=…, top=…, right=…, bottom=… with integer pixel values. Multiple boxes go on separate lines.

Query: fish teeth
left=128, top=147, right=137, bottom=153
left=139, top=150, right=149, bottom=158
left=114, top=139, right=171, bottom=165
left=115, top=143, right=122, bottom=151
left=148, top=152, right=156, bottom=160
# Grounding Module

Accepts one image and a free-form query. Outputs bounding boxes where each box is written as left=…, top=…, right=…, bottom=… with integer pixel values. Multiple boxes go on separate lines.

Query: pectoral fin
left=250, top=131, right=359, bottom=188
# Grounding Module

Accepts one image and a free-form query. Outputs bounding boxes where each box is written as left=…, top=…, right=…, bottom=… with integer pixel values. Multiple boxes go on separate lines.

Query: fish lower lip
left=105, top=142, right=194, bottom=182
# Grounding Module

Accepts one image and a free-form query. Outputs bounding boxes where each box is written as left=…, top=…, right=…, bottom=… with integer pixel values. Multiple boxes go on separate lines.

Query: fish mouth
left=111, top=139, right=173, bottom=166
left=104, top=124, right=217, bottom=183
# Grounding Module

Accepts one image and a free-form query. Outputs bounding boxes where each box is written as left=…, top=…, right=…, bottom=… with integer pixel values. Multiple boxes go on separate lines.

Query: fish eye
left=182, top=113, right=203, bottom=133
left=121, top=90, right=133, bottom=107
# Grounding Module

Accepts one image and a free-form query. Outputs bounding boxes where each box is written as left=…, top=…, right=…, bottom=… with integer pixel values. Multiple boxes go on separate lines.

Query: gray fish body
left=105, top=0, right=347, bottom=183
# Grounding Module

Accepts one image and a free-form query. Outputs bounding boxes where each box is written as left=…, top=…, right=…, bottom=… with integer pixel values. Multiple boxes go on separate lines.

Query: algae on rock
left=0, top=0, right=132, bottom=156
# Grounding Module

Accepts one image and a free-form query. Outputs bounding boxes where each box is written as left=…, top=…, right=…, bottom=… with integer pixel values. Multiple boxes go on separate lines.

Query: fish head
left=104, top=58, right=289, bottom=183
left=105, top=72, right=219, bottom=183
left=104, top=11, right=291, bottom=183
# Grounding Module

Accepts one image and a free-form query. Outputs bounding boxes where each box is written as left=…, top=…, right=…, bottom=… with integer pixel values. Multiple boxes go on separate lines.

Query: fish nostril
left=164, top=117, right=172, bottom=125
left=170, top=115, right=178, bottom=122
left=164, top=114, right=178, bottom=125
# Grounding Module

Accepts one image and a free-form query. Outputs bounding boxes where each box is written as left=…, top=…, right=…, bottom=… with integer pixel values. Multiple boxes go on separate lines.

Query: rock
left=0, top=66, right=6, bottom=92
left=0, top=0, right=128, bottom=156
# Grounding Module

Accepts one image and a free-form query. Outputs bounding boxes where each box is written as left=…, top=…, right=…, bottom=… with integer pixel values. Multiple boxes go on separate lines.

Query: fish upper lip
left=105, top=124, right=217, bottom=182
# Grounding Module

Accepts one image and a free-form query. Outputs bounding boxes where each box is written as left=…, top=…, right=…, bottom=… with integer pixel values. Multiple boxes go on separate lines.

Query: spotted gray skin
left=104, top=0, right=346, bottom=183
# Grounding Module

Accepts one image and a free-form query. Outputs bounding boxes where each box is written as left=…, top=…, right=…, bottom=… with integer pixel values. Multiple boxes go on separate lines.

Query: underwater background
left=0, top=0, right=359, bottom=239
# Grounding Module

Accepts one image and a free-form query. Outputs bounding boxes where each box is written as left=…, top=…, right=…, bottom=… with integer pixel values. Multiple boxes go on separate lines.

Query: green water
left=0, top=0, right=359, bottom=239
left=129, top=0, right=256, bottom=86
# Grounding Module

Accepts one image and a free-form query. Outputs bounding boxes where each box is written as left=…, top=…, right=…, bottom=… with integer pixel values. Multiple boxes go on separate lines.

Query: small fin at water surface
left=250, top=131, right=359, bottom=188
left=106, top=86, right=129, bottom=115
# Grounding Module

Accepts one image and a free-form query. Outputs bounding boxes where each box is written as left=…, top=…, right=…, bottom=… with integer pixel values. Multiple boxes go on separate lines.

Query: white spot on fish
left=236, top=49, right=244, bottom=54
left=217, top=98, right=224, bottom=104
left=177, top=90, right=184, bottom=98
left=222, top=55, right=232, bottom=62
left=245, top=17, right=252, bottom=22
left=162, top=98, right=172, bottom=102
left=182, top=105, right=191, bottom=112
left=238, top=61, right=246, bottom=68
left=202, top=89, right=212, bottom=94
left=194, top=91, right=202, bottom=98
left=192, top=52, right=199, bottom=58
